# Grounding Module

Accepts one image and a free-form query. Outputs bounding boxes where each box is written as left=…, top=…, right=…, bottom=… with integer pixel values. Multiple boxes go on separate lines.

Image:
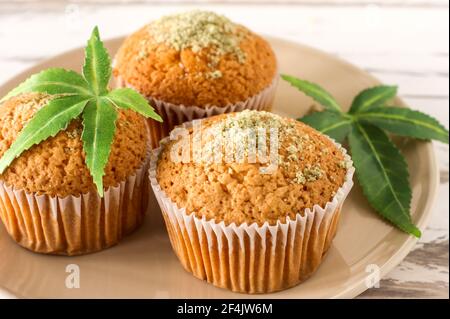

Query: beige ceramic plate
left=0, top=37, right=439, bottom=299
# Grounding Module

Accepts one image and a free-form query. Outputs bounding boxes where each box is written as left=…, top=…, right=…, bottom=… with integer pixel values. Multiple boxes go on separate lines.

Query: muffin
left=114, top=10, right=278, bottom=148
left=149, top=110, right=354, bottom=293
left=0, top=93, right=150, bottom=256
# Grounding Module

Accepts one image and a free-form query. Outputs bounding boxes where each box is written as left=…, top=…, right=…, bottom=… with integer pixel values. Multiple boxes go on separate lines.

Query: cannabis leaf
left=106, top=88, right=162, bottom=119
left=349, top=123, right=420, bottom=237
left=0, top=68, right=91, bottom=103
left=282, top=74, right=449, bottom=237
left=83, top=27, right=111, bottom=96
left=0, top=96, right=89, bottom=173
left=281, top=74, right=341, bottom=113
left=82, top=98, right=118, bottom=195
left=356, top=107, right=449, bottom=144
left=349, top=85, right=397, bottom=114
left=0, top=26, right=162, bottom=196
left=301, top=111, right=352, bottom=143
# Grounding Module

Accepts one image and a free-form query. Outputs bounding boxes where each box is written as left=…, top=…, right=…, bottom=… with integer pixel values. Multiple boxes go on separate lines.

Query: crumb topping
left=113, top=12, right=277, bottom=107
left=147, top=10, right=247, bottom=68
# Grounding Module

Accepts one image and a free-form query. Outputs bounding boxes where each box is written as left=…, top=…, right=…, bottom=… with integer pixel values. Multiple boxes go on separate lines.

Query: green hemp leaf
left=282, top=74, right=449, bottom=237
left=0, top=26, right=162, bottom=196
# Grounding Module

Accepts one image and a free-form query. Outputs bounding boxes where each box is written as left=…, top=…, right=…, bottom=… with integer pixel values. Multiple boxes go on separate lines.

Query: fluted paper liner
left=115, top=74, right=279, bottom=148
left=149, top=123, right=355, bottom=294
left=0, top=149, right=151, bottom=256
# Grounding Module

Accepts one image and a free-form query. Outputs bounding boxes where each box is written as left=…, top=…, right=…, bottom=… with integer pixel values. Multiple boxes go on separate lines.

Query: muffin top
left=156, top=110, right=352, bottom=226
left=114, top=10, right=277, bottom=107
left=0, top=93, right=148, bottom=197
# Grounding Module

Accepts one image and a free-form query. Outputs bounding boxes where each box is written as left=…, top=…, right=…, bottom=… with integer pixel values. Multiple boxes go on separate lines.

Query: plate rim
left=0, top=36, right=440, bottom=299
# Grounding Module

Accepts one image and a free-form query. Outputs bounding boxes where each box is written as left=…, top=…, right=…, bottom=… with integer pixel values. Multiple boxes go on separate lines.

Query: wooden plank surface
left=0, top=0, right=448, bottom=299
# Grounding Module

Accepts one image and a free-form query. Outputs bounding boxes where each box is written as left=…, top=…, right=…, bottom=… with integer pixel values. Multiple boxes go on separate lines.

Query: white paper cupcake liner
left=115, top=74, right=279, bottom=148
left=148, top=121, right=355, bottom=293
left=0, top=146, right=152, bottom=256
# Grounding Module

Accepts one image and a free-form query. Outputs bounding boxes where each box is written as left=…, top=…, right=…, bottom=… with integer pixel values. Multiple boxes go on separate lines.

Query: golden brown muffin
left=0, top=93, right=148, bottom=197
left=151, top=110, right=354, bottom=293
left=156, top=110, right=349, bottom=225
left=114, top=10, right=277, bottom=107
left=0, top=93, right=150, bottom=255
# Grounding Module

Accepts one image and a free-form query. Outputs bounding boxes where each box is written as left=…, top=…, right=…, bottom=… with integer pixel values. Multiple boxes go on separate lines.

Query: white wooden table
left=0, top=0, right=448, bottom=299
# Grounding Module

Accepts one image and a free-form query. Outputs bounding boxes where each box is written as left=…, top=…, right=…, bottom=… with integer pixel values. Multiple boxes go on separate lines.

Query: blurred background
left=0, top=1, right=447, bottom=129
left=0, top=0, right=448, bottom=298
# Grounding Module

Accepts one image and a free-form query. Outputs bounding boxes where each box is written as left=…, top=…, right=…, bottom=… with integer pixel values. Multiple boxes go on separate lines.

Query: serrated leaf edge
left=83, top=26, right=111, bottom=96
left=281, top=74, right=342, bottom=113
left=357, top=107, right=449, bottom=143
left=0, top=68, right=92, bottom=103
left=354, top=122, right=411, bottom=216
left=105, top=96, right=162, bottom=122
left=81, top=98, right=118, bottom=196
left=0, top=97, right=90, bottom=173
left=349, top=85, right=397, bottom=114
left=351, top=122, right=420, bottom=237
